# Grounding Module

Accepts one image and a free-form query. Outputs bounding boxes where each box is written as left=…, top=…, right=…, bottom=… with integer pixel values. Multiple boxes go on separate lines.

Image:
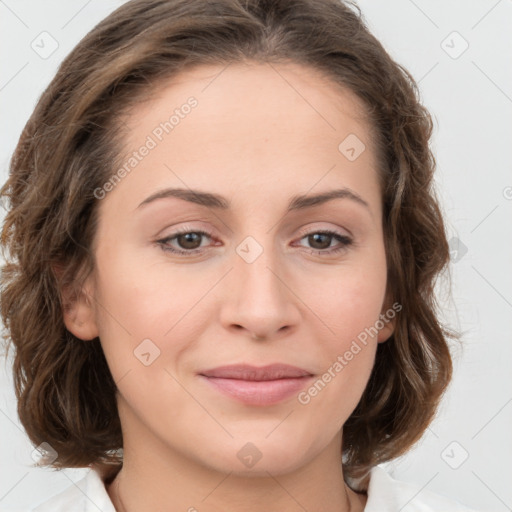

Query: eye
left=156, top=228, right=216, bottom=255
left=295, top=229, right=353, bottom=255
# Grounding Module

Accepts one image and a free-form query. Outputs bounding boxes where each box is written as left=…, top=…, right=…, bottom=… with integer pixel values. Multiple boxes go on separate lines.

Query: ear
left=377, top=316, right=394, bottom=343
left=377, top=291, right=398, bottom=343
left=53, top=264, right=99, bottom=341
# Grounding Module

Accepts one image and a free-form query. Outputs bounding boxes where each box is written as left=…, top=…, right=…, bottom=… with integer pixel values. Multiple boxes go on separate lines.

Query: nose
left=219, top=240, right=301, bottom=341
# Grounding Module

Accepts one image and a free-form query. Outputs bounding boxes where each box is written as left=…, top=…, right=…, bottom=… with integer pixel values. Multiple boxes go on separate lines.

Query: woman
left=0, top=0, right=478, bottom=510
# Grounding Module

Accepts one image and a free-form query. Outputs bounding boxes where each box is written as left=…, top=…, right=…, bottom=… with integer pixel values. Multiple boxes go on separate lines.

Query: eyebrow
left=136, top=187, right=370, bottom=213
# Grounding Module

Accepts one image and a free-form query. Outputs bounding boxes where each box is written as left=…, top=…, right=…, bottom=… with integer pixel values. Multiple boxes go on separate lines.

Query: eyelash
left=156, top=227, right=353, bottom=257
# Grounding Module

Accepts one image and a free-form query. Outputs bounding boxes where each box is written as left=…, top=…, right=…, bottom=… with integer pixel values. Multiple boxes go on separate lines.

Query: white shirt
left=17, top=465, right=477, bottom=511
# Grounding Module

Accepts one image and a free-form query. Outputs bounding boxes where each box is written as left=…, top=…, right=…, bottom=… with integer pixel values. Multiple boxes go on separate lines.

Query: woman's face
left=67, top=62, right=394, bottom=476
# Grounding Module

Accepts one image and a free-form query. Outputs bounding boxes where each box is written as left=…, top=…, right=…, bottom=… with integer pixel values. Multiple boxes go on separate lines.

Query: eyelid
left=156, top=221, right=216, bottom=239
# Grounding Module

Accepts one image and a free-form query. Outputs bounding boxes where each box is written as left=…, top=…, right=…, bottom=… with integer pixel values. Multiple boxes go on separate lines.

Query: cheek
left=91, top=258, right=200, bottom=423
left=94, top=236, right=204, bottom=326
left=294, top=274, right=385, bottom=427
left=302, top=258, right=387, bottom=345
left=295, top=256, right=387, bottom=399
left=91, top=246, right=203, bottom=379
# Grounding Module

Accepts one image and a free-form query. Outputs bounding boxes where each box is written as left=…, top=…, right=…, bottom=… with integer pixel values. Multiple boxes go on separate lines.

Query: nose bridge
left=220, top=232, right=299, bottom=338
left=235, top=233, right=286, bottom=308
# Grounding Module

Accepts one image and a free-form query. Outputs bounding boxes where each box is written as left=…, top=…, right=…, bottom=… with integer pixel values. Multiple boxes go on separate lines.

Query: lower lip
left=199, top=375, right=314, bottom=406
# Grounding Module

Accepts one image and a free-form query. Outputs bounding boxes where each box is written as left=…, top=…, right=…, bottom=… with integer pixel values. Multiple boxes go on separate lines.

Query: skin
left=63, top=61, right=395, bottom=512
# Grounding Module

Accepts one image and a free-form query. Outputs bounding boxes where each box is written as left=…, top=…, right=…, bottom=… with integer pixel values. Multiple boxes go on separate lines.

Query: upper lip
left=199, top=364, right=313, bottom=381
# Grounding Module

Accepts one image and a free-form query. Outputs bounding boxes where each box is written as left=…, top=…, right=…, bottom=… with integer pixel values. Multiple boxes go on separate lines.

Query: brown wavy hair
left=0, top=0, right=453, bottom=484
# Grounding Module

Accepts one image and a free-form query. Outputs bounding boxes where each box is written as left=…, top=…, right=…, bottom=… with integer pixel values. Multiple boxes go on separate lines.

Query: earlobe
left=62, top=291, right=100, bottom=341
left=55, top=266, right=99, bottom=341
left=377, top=317, right=394, bottom=343
left=377, top=291, right=397, bottom=343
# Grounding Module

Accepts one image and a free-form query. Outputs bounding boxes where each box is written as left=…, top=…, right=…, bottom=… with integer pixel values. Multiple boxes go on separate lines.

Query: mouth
left=198, top=363, right=315, bottom=406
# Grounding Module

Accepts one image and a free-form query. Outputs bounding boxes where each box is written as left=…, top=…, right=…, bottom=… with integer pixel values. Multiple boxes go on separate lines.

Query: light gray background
left=1, top=1, right=511, bottom=510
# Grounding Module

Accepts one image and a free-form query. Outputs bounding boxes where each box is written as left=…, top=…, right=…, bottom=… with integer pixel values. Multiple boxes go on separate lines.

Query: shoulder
left=364, top=465, right=479, bottom=512
left=19, top=468, right=116, bottom=512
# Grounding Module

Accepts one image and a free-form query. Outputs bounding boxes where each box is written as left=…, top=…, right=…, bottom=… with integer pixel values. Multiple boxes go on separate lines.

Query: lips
left=198, top=364, right=315, bottom=406
left=199, top=363, right=313, bottom=380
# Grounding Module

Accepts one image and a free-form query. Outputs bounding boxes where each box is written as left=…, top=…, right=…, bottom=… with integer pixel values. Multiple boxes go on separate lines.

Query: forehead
left=104, top=61, right=381, bottom=217
left=124, top=60, right=374, bottom=147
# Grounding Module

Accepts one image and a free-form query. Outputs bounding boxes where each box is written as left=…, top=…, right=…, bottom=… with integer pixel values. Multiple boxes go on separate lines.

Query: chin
left=188, top=434, right=322, bottom=477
